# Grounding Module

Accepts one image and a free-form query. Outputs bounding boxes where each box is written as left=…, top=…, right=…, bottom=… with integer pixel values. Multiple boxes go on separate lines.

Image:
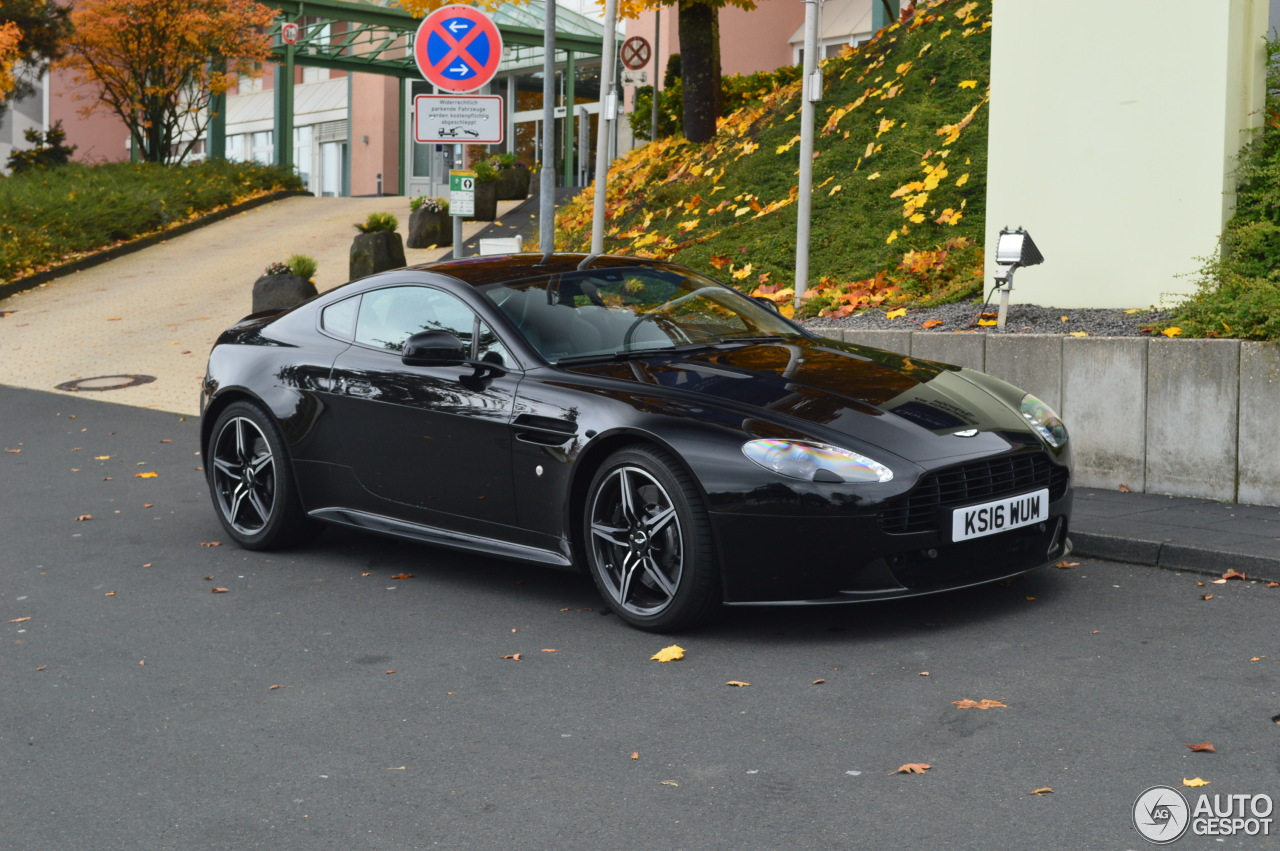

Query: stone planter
left=252, top=273, right=316, bottom=314
left=464, top=182, right=498, bottom=222
left=349, top=231, right=407, bottom=279
left=406, top=207, right=453, bottom=249
left=515, top=166, right=531, bottom=198
left=493, top=167, right=526, bottom=201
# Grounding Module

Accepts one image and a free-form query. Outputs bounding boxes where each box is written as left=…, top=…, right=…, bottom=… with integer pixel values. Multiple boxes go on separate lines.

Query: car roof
left=405, top=253, right=675, bottom=289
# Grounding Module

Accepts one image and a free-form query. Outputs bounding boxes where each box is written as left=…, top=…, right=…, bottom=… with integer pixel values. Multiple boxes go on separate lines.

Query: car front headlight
left=1020, top=394, right=1067, bottom=447
left=742, top=439, right=893, bottom=483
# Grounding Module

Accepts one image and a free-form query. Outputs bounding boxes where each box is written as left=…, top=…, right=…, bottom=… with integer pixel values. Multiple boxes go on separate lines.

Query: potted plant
left=349, top=212, right=406, bottom=279
left=252, top=254, right=319, bottom=313
left=466, top=161, right=499, bottom=222
left=488, top=153, right=527, bottom=201
left=406, top=196, right=452, bottom=249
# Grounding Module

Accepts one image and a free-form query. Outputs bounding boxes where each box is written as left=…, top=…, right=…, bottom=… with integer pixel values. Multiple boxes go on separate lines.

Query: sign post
left=450, top=169, right=476, bottom=259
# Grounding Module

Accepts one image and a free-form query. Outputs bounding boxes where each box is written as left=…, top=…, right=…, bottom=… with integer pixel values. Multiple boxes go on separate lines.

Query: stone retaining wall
left=811, top=329, right=1280, bottom=507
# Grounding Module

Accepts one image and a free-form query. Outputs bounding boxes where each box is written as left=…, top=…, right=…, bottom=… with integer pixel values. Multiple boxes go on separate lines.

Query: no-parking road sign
left=414, top=5, right=504, bottom=94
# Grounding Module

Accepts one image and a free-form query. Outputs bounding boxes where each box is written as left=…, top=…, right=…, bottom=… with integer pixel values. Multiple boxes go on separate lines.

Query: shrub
left=263, top=261, right=291, bottom=276
left=6, top=122, right=77, bottom=174
left=355, top=211, right=398, bottom=234
left=472, top=160, right=498, bottom=184
left=410, top=196, right=449, bottom=214
left=488, top=152, right=516, bottom=169
left=286, top=253, right=318, bottom=280
left=1170, top=34, right=1280, bottom=340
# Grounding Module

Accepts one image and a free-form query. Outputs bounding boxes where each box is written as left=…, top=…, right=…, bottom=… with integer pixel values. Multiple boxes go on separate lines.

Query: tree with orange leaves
left=0, top=21, right=20, bottom=101
left=62, top=0, right=277, bottom=163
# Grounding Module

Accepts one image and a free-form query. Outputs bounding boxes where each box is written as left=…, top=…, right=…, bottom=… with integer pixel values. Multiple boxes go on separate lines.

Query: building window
left=251, top=131, right=273, bottom=164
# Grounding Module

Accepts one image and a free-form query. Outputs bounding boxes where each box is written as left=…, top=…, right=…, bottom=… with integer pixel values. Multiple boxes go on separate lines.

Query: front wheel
left=206, top=400, right=322, bottom=550
left=583, top=445, right=721, bottom=631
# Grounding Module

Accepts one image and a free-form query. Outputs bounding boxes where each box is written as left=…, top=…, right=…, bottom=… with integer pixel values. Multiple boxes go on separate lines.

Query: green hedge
left=0, top=160, right=303, bottom=284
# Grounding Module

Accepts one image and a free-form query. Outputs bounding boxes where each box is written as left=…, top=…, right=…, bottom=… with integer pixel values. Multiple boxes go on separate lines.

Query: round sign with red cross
left=414, top=5, right=504, bottom=93
left=621, top=36, right=651, bottom=71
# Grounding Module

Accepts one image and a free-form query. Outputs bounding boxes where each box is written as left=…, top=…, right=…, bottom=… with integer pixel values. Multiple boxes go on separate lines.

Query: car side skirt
left=308, top=507, right=574, bottom=568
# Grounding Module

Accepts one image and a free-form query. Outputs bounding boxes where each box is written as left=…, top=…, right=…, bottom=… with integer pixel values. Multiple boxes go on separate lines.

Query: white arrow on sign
left=449, top=63, right=468, bottom=75
left=447, top=20, right=468, bottom=33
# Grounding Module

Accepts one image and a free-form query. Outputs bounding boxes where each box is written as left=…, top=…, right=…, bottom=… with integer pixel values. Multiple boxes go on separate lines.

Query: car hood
left=563, top=338, right=1038, bottom=463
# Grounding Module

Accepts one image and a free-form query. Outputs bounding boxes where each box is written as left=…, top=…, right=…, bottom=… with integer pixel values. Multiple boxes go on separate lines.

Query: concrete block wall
left=817, top=329, right=1279, bottom=507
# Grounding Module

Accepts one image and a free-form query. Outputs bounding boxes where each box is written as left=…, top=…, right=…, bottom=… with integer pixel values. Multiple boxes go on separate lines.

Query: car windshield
left=480, top=266, right=803, bottom=364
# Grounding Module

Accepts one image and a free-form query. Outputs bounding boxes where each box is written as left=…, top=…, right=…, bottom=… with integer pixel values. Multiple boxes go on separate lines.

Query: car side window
left=353, top=286, right=510, bottom=366
left=321, top=295, right=359, bottom=340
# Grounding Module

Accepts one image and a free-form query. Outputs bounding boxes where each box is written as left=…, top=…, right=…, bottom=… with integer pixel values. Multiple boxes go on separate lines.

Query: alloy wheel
left=588, top=465, right=683, bottom=616
left=210, top=415, right=278, bottom=535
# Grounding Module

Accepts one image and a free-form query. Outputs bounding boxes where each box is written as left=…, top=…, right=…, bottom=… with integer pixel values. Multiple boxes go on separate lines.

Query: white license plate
left=951, top=489, right=1049, bottom=542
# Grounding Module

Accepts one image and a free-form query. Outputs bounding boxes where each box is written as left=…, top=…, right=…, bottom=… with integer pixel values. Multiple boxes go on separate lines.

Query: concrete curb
left=0, top=189, right=313, bottom=303
left=1071, top=531, right=1280, bottom=581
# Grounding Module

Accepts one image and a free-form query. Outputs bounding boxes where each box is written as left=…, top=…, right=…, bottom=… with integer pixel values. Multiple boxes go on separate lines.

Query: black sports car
left=201, top=253, right=1072, bottom=630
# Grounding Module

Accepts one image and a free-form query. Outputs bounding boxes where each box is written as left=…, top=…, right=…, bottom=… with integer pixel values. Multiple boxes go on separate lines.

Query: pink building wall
left=349, top=73, right=401, bottom=196
left=48, top=67, right=131, bottom=164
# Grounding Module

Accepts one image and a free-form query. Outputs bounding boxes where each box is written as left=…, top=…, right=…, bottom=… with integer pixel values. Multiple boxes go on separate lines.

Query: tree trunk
left=678, top=1, right=719, bottom=144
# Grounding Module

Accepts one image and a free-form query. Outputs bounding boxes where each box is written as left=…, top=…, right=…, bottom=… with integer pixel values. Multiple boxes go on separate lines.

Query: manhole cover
left=55, top=374, right=157, bottom=392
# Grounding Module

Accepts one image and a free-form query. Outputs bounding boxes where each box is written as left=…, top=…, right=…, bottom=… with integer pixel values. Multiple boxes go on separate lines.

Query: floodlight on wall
left=992, top=226, right=1043, bottom=331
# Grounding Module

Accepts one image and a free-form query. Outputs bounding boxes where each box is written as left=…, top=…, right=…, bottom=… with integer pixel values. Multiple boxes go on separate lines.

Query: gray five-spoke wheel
left=588, top=464, right=684, bottom=617
left=211, top=415, right=278, bottom=536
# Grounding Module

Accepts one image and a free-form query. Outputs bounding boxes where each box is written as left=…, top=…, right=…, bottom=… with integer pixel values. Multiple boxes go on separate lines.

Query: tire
left=205, top=400, right=322, bottom=550
left=583, top=445, right=721, bottom=631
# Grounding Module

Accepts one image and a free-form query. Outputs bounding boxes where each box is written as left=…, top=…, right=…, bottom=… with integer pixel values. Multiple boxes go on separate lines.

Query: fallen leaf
left=659, top=780, right=679, bottom=787
left=385, top=670, right=397, bottom=675
left=1069, top=331, right=1089, bottom=338
left=2, top=448, right=20, bottom=454
left=1201, top=594, right=1214, bottom=600
left=76, top=514, right=92, bottom=521
left=958, top=80, right=977, bottom=88
left=138, top=660, right=145, bottom=665
left=1025, top=596, right=1037, bottom=601
left=1186, top=741, right=1215, bottom=753
left=199, top=541, right=222, bottom=547
left=1222, top=569, right=1247, bottom=581
left=1054, top=561, right=1080, bottom=569
left=953, top=699, right=1007, bottom=709
left=105, top=317, right=122, bottom=321
left=501, top=654, right=522, bottom=661
left=1211, top=579, right=1228, bottom=585
left=1162, top=327, right=1183, bottom=338
left=977, top=319, right=998, bottom=327
left=35, top=666, right=46, bottom=671
left=540, top=648, right=558, bottom=653
left=1251, top=656, right=1264, bottom=661
left=894, top=763, right=931, bottom=774
left=1183, top=777, right=1210, bottom=787
left=268, top=685, right=282, bottom=690
left=105, top=591, right=116, bottom=597
left=921, top=319, right=944, bottom=329
left=919, top=671, right=929, bottom=676
left=210, top=587, right=230, bottom=594
left=386, top=766, right=406, bottom=771
left=1027, top=787, right=1054, bottom=796
left=725, top=680, right=751, bottom=687
left=1118, top=484, right=1131, bottom=493
left=9, top=616, right=31, bottom=623
left=1091, top=630, right=1101, bottom=634
left=1268, top=582, right=1280, bottom=588
left=631, top=752, right=639, bottom=760
left=885, top=307, right=908, bottom=320
left=134, top=471, right=158, bottom=479
left=650, top=645, right=685, bottom=662
left=143, top=503, right=153, bottom=508
left=391, top=573, right=414, bottom=580
left=812, top=679, right=826, bottom=685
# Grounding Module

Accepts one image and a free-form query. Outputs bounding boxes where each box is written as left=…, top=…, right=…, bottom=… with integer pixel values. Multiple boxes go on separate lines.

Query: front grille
left=877, top=452, right=1069, bottom=535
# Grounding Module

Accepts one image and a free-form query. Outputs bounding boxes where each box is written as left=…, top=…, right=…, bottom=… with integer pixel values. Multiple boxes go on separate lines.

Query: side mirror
left=402, top=330, right=467, bottom=367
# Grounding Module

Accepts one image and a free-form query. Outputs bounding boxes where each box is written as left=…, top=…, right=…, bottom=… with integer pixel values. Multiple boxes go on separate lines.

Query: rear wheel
left=583, top=445, right=721, bottom=631
left=206, top=401, right=321, bottom=550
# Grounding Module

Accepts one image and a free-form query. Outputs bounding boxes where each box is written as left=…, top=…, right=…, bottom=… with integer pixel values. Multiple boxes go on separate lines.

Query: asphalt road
left=2, top=384, right=1277, bottom=850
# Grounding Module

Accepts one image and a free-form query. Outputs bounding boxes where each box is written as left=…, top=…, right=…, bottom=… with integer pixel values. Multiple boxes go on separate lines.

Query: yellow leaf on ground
left=828, top=184, right=843, bottom=195
left=867, top=172, right=881, bottom=180
left=1162, top=327, right=1183, bottom=337
left=650, top=645, right=685, bottom=663
left=977, top=319, right=997, bottom=327
left=885, top=308, right=908, bottom=320
left=1183, top=777, right=1211, bottom=787
left=725, top=680, right=751, bottom=687
left=958, top=80, right=978, bottom=89
left=1069, top=331, right=1089, bottom=338
left=1028, top=787, right=1054, bottom=796
left=135, top=471, right=158, bottom=478
left=955, top=173, right=970, bottom=187
left=894, top=763, right=931, bottom=774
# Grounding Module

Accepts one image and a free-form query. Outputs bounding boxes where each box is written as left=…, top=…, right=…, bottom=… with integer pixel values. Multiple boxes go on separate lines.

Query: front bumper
left=712, top=490, right=1073, bottom=604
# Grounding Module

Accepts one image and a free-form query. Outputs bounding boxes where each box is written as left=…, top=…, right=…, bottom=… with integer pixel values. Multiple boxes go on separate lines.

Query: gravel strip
left=799, top=299, right=1172, bottom=337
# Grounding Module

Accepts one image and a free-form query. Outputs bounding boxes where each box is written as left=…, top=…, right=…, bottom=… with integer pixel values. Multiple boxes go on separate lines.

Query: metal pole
left=538, top=0, right=557, bottom=253
left=590, top=0, right=621, bottom=255
left=650, top=9, right=660, bottom=143
left=794, top=0, right=821, bottom=307
left=564, top=51, right=576, bottom=187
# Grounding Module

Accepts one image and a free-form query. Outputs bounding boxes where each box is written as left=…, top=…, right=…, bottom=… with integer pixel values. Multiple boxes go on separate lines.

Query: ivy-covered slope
left=555, top=0, right=992, bottom=316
